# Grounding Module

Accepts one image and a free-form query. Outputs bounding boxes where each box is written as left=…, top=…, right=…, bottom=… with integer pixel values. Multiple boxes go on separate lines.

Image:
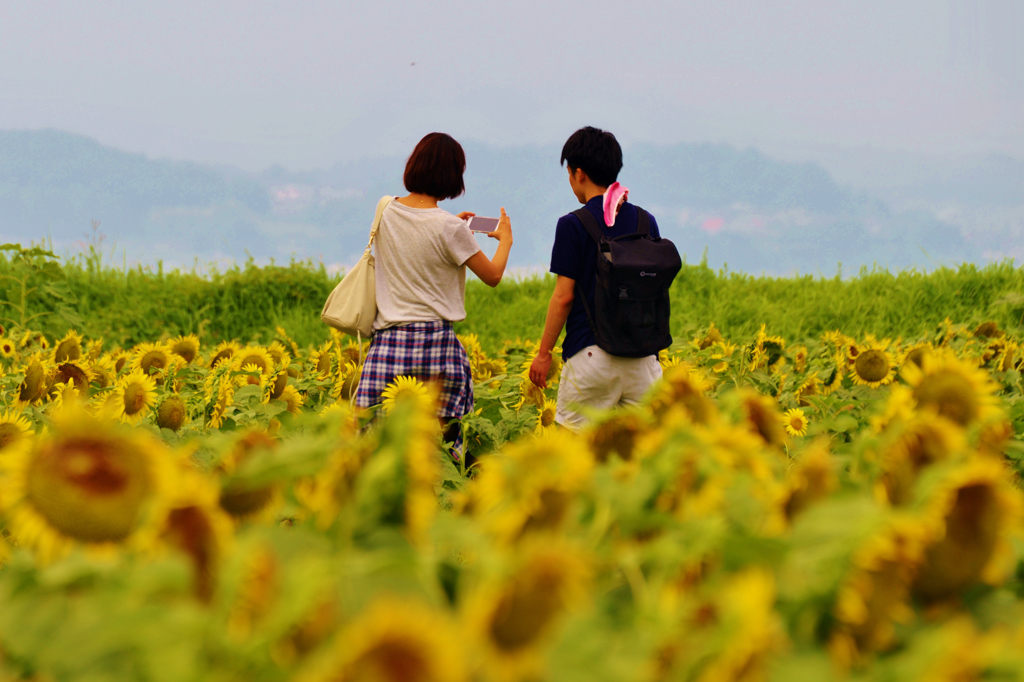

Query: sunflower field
left=2, top=313, right=1024, bottom=682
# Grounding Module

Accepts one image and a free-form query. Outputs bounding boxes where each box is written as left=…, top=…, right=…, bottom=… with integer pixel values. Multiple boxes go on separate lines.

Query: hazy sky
left=2, top=0, right=1022, bottom=171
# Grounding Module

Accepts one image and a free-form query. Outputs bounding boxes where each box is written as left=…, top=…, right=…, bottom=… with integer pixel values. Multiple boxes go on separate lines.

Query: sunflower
left=275, top=326, right=301, bottom=358
left=169, top=334, right=201, bottom=364
left=0, top=337, right=16, bottom=359
left=48, top=359, right=93, bottom=394
left=112, top=369, right=158, bottom=424
left=790, top=344, right=809, bottom=373
left=902, top=342, right=932, bottom=370
left=464, top=542, right=590, bottom=681
left=829, top=515, right=931, bottom=666
left=850, top=337, right=897, bottom=388
left=380, top=376, right=433, bottom=415
left=294, top=597, right=463, bottom=682
left=587, top=410, right=649, bottom=463
left=911, top=457, right=1023, bottom=602
left=131, top=341, right=174, bottom=379
left=156, top=395, right=188, bottom=432
left=901, top=349, right=1002, bottom=428
left=234, top=363, right=270, bottom=399
left=0, top=403, right=172, bottom=562
left=0, top=409, right=33, bottom=452
left=647, top=362, right=716, bottom=424
left=534, top=399, right=557, bottom=434
left=796, top=375, right=820, bottom=407
left=821, top=365, right=842, bottom=396
left=266, top=341, right=292, bottom=370
left=329, top=361, right=361, bottom=402
left=52, top=329, right=83, bottom=363
left=278, top=385, right=304, bottom=415
left=157, top=467, right=234, bottom=603
left=731, top=390, right=787, bottom=448
left=782, top=408, right=809, bottom=437
left=676, top=570, right=785, bottom=682
left=233, top=346, right=275, bottom=377
left=16, top=355, right=50, bottom=406
left=874, top=414, right=966, bottom=505
left=748, top=324, right=786, bottom=371
left=209, top=340, right=240, bottom=369
left=973, top=320, right=1003, bottom=339
left=308, top=342, right=334, bottom=380
left=88, top=354, right=118, bottom=389
left=470, top=429, right=593, bottom=542
left=216, top=430, right=281, bottom=521
left=696, top=322, right=725, bottom=350
left=782, top=440, right=837, bottom=521
left=225, top=544, right=281, bottom=641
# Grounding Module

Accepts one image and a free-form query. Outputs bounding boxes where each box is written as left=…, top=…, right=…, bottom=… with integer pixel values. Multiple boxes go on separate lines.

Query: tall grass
left=2, top=246, right=1022, bottom=353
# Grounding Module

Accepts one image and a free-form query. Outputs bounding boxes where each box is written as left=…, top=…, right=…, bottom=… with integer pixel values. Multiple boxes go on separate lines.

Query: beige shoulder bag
left=321, top=195, right=394, bottom=338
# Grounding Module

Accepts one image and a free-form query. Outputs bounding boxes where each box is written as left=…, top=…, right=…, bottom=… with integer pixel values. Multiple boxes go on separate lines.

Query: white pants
left=555, top=345, right=663, bottom=431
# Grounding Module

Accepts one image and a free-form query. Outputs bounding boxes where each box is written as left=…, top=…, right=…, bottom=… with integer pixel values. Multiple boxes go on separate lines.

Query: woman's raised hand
left=489, top=207, right=512, bottom=243
left=456, top=211, right=476, bottom=221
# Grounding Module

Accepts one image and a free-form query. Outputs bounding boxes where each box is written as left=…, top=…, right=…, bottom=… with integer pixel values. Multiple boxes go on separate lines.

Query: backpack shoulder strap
left=572, top=207, right=606, bottom=244
left=636, top=207, right=651, bottom=236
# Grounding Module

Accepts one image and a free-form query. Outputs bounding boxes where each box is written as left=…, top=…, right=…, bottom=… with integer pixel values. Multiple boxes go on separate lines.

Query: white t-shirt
left=372, top=201, right=482, bottom=330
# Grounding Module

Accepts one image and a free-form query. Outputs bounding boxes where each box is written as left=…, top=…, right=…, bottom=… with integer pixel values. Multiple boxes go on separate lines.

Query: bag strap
left=636, top=208, right=651, bottom=236
left=573, top=205, right=651, bottom=241
left=572, top=207, right=606, bottom=244
left=364, top=196, right=394, bottom=255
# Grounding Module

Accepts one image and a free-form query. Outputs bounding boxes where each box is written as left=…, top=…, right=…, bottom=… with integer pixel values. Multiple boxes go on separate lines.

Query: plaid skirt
left=355, top=320, right=474, bottom=421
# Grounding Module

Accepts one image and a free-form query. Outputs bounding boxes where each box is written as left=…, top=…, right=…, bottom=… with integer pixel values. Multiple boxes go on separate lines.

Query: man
left=528, top=126, right=663, bottom=429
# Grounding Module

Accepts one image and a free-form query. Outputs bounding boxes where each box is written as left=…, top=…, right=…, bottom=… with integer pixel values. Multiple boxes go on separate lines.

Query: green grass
left=2, top=245, right=1022, bottom=353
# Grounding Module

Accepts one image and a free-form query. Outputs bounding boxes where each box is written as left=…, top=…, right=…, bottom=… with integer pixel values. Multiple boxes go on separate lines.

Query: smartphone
left=467, top=216, right=499, bottom=233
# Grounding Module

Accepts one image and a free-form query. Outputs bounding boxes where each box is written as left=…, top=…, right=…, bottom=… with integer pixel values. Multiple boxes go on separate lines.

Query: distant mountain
left=0, top=129, right=1008, bottom=274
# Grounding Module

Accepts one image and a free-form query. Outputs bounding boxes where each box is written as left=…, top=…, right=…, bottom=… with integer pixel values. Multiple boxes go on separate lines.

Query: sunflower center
left=141, top=351, right=167, bottom=375
left=789, top=415, right=805, bottom=431
left=540, top=407, right=556, bottom=428
left=210, top=350, right=233, bottom=369
left=164, top=505, right=216, bottom=601
left=172, top=343, right=197, bottom=363
left=353, top=638, right=430, bottom=682
left=55, top=339, right=81, bottom=363
left=521, top=489, right=571, bottom=535
left=19, top=362, right=45, bottom=402
left=219, top=485, right=275, bottom=518
left=912, top=371, right=979, bottom=426
left=26, top=436, right=152, bottom=542
left=124, top=382, right=150, bottom=416
left=157, top=397, right=187, bottom=431
left=855, top=350, right=890, bottom=383
left=55, top=363, right=90, bottom=391
left=489, top=568, right=565, bottom=652
left=238, top=355, right=268, bottom=374
left=0, top=422, right=24, bottom=450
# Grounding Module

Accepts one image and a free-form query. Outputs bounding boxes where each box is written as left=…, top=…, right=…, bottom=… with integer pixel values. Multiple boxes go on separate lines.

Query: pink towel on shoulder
left=603, top=182, right=629, bottom=227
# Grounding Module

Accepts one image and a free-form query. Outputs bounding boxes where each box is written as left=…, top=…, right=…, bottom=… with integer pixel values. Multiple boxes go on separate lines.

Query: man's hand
left=529, top=350, right=553, bottom=388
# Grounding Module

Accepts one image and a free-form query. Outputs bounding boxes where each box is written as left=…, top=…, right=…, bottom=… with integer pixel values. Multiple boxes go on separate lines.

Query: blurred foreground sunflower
left=0, top=404, right=172, bottom=562
left=295, top=596, right=463, bottom=682
left=902, top=349, right=1003, bottom=428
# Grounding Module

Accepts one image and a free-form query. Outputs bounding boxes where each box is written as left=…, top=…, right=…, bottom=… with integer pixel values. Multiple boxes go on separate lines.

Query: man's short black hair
left=560, top=126, right=623, bottom=187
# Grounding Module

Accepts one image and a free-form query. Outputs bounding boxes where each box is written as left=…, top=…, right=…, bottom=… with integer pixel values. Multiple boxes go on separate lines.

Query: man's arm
left=528, top=275, right=576, bottom=388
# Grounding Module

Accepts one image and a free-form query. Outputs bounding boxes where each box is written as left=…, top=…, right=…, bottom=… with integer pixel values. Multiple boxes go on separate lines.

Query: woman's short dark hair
left=403, top=132, right=466, bottom=200
left=560, top=126, right=623, bottom=187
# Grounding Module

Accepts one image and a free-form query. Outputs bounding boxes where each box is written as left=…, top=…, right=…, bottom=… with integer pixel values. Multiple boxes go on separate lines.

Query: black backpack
left=573, top=207, right=682, bottom=358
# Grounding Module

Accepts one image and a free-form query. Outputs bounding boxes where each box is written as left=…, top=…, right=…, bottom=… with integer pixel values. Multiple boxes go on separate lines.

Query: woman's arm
left=465, top=207, right=513, bottom=287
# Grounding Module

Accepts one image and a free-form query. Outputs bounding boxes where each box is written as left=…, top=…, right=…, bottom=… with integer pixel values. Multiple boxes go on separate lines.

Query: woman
left=354, top=132, right=513, bottom=456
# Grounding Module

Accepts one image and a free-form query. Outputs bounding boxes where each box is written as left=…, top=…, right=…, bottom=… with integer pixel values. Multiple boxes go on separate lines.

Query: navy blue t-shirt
left=549, top=195, right=661, bottom=361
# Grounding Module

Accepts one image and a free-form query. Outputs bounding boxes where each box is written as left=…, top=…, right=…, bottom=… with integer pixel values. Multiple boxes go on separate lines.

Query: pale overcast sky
left=1, top=0, right=1022, bottom=171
